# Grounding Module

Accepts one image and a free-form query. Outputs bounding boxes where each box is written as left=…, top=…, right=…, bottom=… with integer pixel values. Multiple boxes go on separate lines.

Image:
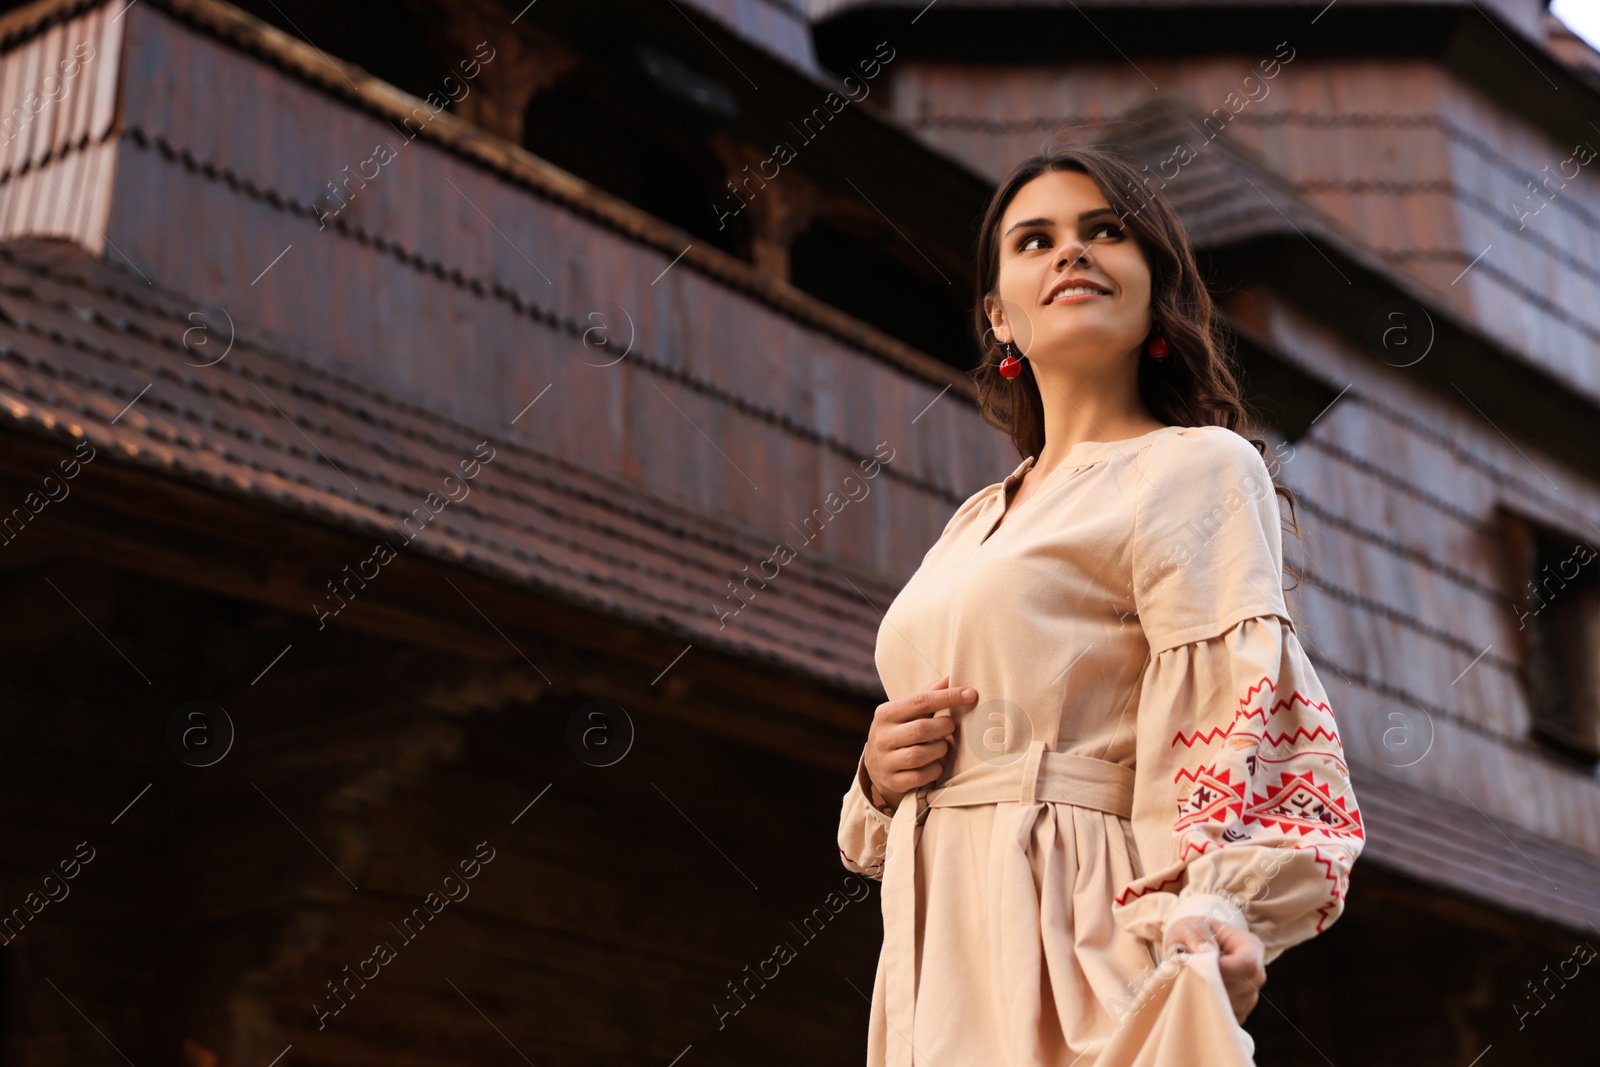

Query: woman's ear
left=983, top=295, right=1010, bottom=344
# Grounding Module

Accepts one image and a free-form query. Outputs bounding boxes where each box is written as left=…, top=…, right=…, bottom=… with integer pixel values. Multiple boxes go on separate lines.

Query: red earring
left=998, top=341, right=1024, bottom=379
left=1147, top=336, right=1170, bottom=359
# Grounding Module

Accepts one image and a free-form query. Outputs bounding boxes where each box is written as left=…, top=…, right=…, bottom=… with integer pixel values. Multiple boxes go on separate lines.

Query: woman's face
left=986, top=169, right=1153, bottom=375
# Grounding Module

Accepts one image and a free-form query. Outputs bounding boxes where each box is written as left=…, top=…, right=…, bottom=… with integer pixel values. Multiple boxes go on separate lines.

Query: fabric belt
left=880, top=739, right=1136, bottom=1067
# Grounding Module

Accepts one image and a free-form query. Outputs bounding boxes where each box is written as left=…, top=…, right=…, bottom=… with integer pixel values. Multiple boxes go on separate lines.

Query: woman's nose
left=1057, top=242, right=1090, bottom=270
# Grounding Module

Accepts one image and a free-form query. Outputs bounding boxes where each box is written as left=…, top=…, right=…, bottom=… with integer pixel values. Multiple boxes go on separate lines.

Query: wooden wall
left=0, top=4, right=122, bottom=249
left=98, top=0, right=1009, bottom=587
left=0, top=0, right=1022, bottom=593
left=1257, top=289, right=1600, bottom=856
left=882, top=55, right=1600, bottom=409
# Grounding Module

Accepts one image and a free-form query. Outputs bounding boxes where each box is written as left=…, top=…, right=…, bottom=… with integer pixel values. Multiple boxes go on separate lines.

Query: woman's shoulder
left=1136, top=424, right=1269, bottom=482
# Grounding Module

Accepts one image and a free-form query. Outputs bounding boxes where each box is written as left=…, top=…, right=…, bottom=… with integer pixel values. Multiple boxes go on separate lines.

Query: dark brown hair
left=970, top=140, right=1303, bottom=584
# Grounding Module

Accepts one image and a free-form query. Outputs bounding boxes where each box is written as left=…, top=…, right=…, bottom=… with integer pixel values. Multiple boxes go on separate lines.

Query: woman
left=836, top=143, right=1365, bottom=1067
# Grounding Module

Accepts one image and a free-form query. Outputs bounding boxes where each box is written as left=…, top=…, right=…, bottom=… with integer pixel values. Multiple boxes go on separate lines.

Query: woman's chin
left=1025, top=332, right=1144, bottom=367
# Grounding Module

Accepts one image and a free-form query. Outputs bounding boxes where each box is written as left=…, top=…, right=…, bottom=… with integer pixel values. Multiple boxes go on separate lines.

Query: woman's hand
left=1163, top=916, right=1266, bottom=1023
left=864, top=674, right=977, bottom=811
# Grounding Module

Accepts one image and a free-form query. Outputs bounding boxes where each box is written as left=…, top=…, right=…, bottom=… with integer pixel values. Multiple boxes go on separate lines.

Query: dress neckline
left=980, top=424, right=1182, bottom=545
left=1013, top=423, right=1181, bottom=480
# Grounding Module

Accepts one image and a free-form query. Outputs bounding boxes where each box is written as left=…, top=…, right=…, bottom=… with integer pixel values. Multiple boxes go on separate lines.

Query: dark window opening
left=788, top=220, right=975, bottom=370
left=522, top=76, right=745, bottom=256
left=225, top=0, right=451, bottom=105
left=1502, top=508, right=1600, bottom=768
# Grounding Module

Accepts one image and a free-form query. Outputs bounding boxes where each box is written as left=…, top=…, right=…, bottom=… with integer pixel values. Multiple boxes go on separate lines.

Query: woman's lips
left=1047, top=289, right=1110, bottom=305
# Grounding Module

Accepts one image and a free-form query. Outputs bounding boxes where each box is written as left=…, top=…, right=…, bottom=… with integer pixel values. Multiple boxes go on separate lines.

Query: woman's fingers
left=865, top=676, right=977, bottom=802
left=872, top=737, right=951, bottom=802
left=1161, top=917, right=1266, bottom=1022
left=888, top=737, right=950, bottom=770
left=875, top=711, right=958, bottom=781
left=1210, top=922, right=1266, bottom=1022
left=1213, top=923, right=1266, bottom=979
left=875, top=683, right=978, bottom=727
left=894, top=711, right=958, bottom=747
left=880, top=760, right=945, bottom=795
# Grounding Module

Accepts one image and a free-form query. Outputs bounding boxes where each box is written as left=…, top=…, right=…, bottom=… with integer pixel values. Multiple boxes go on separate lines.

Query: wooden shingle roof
left=0, top=236, right=899, bottom=695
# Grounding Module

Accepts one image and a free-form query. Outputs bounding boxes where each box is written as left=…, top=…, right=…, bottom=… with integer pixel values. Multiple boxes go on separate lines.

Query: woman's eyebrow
left=1003, top=216, right=1052, bottom=237
left=1003, top=208, right=1119, bottom=237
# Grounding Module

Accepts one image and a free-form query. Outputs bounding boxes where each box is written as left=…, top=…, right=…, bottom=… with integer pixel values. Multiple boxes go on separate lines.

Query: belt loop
left=1019, top=739, right=1045, bottom=805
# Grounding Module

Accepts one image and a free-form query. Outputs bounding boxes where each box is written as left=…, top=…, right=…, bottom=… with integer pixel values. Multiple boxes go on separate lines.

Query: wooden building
left=0, top=0, right=1596, bottom=1063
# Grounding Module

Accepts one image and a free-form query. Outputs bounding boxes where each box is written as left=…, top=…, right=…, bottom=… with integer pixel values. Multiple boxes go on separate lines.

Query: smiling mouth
left=1046, top=286, right=1110, bottom=304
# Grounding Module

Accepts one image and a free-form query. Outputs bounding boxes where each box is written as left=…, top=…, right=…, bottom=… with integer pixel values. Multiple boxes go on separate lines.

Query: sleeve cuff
left=1163, top=891, right=1249, bottom=938
left=854, top=747, right=895, bottom=828
left=1112, top=871, right=1252, bottom=952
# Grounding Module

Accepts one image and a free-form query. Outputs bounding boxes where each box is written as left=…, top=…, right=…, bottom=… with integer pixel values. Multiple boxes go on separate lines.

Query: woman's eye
left=1090, top=222, right=1124, bottom=239
left=1018, top=233, right=1049, bottom=252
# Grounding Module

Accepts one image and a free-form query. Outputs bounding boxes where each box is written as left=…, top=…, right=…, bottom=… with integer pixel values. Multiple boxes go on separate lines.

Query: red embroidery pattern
left=1113, top=870, right=1184, bottom=907
left=1243, top=771, right=1364, bottom=838
left=838, top=844, right=884, bottom=874
left=1301, top=841, right=1353, bottom=885
left=1158, top=667, right=1362, bottom=925
left=1172, top=764, right=1246, bottom=834
left=1170, top=675, right=1337, bottom=749
left=1296, top=842, right=1355, bottom=932
left=1261, top=725, right=1341, bottom=747
left=1120, top=659, right=1362, bottom=930
left=1173, top=724, right=1235, bottom=748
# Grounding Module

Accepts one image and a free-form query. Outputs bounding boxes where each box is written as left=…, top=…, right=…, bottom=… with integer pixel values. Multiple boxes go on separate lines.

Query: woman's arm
left=1111, top=428, right=1365, bottom=1013
left=837, top=676, right=976, bottom=878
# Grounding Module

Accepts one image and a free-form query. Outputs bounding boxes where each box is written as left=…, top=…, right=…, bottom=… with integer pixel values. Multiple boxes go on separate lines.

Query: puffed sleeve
left=1110, top=428, right=1366, bottom=966
left=838, top=744, right=894, bottom=880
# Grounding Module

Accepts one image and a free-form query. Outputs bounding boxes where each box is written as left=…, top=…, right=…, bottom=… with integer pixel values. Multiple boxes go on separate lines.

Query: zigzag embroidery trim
left=1113, top=870, right=1185, bottom=907
left=838, top=844, right=884, bottom=873
left=1171, top=674, right=1339, bottom=749
left=1300, top=842, right=1352, bottom=931
left=1262, top=726, right=1342, bottom=746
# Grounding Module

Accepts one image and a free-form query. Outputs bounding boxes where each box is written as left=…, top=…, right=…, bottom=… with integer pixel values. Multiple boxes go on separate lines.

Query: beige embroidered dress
left=837, top=424, right=1365, bottom=1067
